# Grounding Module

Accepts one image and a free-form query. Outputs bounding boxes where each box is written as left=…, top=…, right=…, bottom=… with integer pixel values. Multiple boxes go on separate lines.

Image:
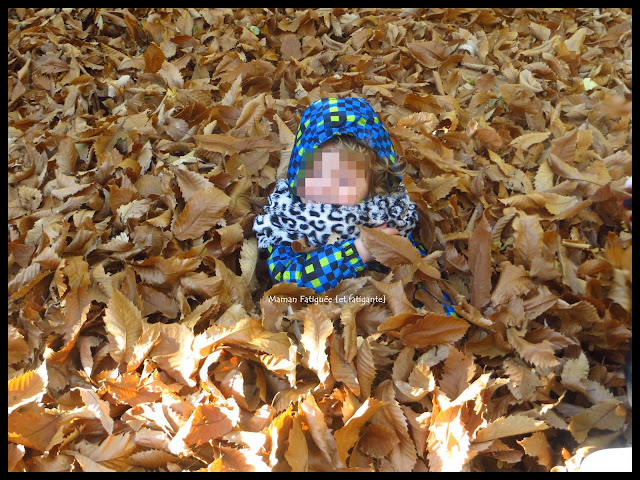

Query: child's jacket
left=254, top=97, right=428, bottom=294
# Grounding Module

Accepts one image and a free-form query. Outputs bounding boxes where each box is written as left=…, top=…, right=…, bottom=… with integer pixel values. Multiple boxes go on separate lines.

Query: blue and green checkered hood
left=287, top=97, right=399, bottom=189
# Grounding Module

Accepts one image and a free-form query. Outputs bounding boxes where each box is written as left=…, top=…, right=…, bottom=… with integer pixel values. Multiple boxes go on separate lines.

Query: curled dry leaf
left=517, top=431, right=553, bottom=470
left=467, top=211, right=492, bottom=309
left=300, top=304, right=334, bottom=383
left=426, top=399, right=470, bottom=472
left=334, top=397, right=389, bottom=466
left=76, top=387, right=115, bottom=435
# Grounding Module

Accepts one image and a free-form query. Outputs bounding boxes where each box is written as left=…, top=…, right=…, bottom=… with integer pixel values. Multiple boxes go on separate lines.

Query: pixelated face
left=294, top=144, right=370, bottom=205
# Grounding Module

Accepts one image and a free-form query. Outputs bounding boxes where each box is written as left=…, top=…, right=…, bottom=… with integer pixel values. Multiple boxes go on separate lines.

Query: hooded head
left=287, top=97, right=400, bottom=201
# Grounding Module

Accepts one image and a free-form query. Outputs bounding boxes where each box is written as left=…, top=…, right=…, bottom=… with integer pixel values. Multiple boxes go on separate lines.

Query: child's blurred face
left=295, top=143, right=370, bottom=205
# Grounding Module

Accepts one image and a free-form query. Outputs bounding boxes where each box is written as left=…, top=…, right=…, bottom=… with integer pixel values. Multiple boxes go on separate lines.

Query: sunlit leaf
left=300, top=304, right=334, bottom=383
left=474, top=415, right=549, bottom=443
left=8, top=363, right=48, bottom=414
left=103, top=289, right=143, bottom=364
left=334, top=397, right=388, bottom=466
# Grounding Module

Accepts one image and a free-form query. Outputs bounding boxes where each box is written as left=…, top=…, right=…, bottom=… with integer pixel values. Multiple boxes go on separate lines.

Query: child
left=253, top=97, right=455, bottom=315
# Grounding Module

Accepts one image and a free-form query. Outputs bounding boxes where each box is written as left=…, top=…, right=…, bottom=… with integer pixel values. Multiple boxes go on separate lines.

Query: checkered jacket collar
left=286, top=97, right=399, bottom=189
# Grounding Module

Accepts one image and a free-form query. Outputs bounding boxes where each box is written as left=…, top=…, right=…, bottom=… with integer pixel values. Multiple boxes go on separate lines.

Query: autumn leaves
left=8, top=7, right=633, bottom=472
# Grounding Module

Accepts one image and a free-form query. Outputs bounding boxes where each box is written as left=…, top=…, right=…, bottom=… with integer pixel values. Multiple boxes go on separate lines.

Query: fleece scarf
left=254, top=178, right=418, bottom=249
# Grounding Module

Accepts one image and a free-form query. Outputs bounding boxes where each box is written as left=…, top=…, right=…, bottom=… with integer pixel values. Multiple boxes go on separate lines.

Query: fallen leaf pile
left=8, top=8, right=632, bottom=472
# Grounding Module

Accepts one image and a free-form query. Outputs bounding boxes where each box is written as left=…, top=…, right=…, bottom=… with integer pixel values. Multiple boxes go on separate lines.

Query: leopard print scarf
left=254, top=179, right=418, bottom=249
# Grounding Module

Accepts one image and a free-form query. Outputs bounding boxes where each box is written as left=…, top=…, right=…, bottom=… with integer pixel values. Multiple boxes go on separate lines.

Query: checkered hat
left=286, top=97, right=399, bottom=189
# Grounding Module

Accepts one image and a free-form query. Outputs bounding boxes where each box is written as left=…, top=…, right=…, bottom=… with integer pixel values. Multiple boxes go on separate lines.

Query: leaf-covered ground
left=8, top=8, right=632, bottom=472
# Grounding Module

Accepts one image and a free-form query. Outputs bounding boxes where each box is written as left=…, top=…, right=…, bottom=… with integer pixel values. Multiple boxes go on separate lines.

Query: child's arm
left=407, top=231, right=428, bottom=256
left=267, top=240, right=366, bottom=293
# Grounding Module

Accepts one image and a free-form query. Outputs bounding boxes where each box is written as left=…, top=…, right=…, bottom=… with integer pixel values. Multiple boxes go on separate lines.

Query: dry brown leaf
left=467, top=211, right=492, bottom=309
left=234, top=93, right=266, bottom=132
left=334, top=397, right=389, bottom=466
left=127, top=449, right=180, bottom=469
left=8, top=403, right=63, bottom=452
left=8, top=325, right=29, bottom=365
left=195, top=317, right=292, bottom=359
left=400, top=314, right=470, bottom=348
left=438, top=348, right=475, bottom=401
left=503, top=357, right=543, bottom=401
left=561, top=352, right=590, bottom=391
left=358, top=424, right=399, bottom=459
left=534, top=158, right=555, bottom=191
left=299, top=393, right=340, bottom=469
left=369, top=279, right=416, bottom=317
left=8, top=363, right=48, bottom=414
left=55, top=136, right=79, bottom=174
left=474, top=415, right=549, bottom=443
left=147, top=323, right=199, bottom=387
left=173, top=166, right=213, bottom=202
left=517, top=431, right=553, bottom=470
left=194, top=134, right=244, bottom=155
left=183, top=403, right=240, bottom=447
left=285, top=416, right=309, bottom=471
left=66, top=451, right=116, bottom=472
left=491, top=262, right=535, bottom=306
left=506, top=328, right=560, bottom=368
left=452, top=301, right=493, bottom=329
left=221, top=74, right=243, bottom=107
left=300, top=304, right=334, bottom=383
left=359, top=226, right=441, bottom=280
left=568, top=399, right=626, bottom=443
left=172, top=186, right=231, bottom=240
left=372, top=396, right=417, bottom=471
left=509, top=131, right=550, bottom=150
left=143, top=42, right=165, bottom=74
left=330, top=334, right=360, bottom=397
left=76, top=387, right=115, bottom=435
left=103, top=289, right=143, bottom=365
left=426, top=396, right=470, bottom=472
left=512, top=213, right=544, bottom=268
left=356, top=336, right=377, bottom=401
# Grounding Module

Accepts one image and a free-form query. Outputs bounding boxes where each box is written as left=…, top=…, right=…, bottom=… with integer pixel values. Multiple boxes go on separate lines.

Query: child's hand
left=354, top=223, right=399, bottom=263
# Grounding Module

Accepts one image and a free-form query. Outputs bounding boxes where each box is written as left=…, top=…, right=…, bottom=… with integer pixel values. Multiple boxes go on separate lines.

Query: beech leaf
left=8, top=363, right=48, bottom=414
left=359, top=226, right=441, bottom=279
left=468, top=211, right=492, bottom=309
left=334, top=397, right=389, bottom=466
left=400, top=313, right=470, bottom=348
left=474, top=415, right=549, bottom=443
left=103, top=289, right=143, bottom=364
left=172, top=186, right=231, bottom=240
